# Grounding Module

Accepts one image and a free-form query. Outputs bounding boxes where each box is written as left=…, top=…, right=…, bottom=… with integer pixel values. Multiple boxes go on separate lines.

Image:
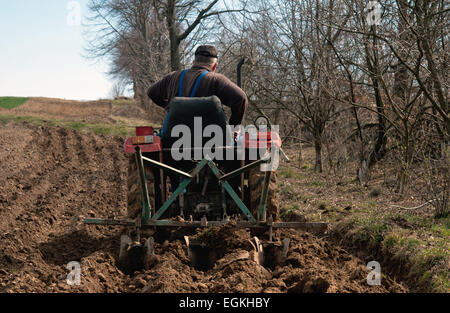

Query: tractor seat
left=161, top=96, right=233, bottom=151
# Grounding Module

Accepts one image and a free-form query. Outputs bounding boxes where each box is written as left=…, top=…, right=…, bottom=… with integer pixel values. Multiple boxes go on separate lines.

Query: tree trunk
left=314, top=140, right=323, bottom=173
left=134, top=81, right=150, bottom=111
left=367, top=26, right=387, bottom=168
left=170, top=39, right=181, bottom=71
left=298, top=122, right=303, bottom=166
left=167, top=0, right=181, bottom=71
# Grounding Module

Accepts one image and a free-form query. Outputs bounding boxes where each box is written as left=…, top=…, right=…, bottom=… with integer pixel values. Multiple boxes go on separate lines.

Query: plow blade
left=118, top=235, right=155, bottom=275
left=183, top=235, right=291, bottom=271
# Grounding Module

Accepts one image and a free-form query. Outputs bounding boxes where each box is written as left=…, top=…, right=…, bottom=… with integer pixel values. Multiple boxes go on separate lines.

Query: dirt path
left=0, top=122, right=407, bottom=293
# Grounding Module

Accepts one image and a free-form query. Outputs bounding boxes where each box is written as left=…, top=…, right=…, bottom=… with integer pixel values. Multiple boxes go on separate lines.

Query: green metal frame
left=152, top=158, right=207, bottom=220
left=149, top=157, right=257, bottom=223
left=84, top=148, right=328, bottom=232
left=83, top=217, right=328, bottom=232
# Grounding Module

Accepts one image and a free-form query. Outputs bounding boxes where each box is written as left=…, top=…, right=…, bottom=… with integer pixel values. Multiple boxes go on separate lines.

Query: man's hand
left=233, top=129, right=243, bottom=142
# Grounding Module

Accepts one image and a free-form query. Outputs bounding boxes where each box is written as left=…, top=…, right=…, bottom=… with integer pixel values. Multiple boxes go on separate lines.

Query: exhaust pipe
left=237, top=57, right=246, bottom=88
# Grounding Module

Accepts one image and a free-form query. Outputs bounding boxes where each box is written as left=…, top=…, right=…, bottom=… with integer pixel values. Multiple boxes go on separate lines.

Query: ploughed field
left=0, top=98, right=407, bottom=292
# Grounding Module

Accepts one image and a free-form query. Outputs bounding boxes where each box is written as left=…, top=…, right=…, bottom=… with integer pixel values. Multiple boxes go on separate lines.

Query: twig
left=390, top=199, right=437, bottom=210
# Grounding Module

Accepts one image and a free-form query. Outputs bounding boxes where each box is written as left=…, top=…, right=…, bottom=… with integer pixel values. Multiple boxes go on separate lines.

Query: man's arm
left=215, top=74, right=248, bottom=125
left=147, top=73, right=172, bottom=109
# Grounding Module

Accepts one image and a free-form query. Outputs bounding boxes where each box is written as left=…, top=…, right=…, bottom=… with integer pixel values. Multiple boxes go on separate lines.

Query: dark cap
left=195, top=45, right=218, bottom=58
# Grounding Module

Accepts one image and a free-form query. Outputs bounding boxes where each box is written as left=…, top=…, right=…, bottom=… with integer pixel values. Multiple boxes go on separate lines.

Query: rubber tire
left=127, top=154, right=155, bottom=219
left=249, top=168, right=279, bottom=221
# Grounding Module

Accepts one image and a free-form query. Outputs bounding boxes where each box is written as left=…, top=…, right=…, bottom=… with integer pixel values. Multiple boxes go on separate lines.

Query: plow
left=84, top=60, right=328, bottom=274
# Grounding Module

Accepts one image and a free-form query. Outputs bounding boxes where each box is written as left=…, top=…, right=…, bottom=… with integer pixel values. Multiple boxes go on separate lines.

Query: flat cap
left=195, top=45, right=218, bottom=58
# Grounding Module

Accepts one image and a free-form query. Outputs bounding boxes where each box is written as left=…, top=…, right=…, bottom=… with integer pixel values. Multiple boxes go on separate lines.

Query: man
left=147, top=45, right=247, bottom=194
left=147, top=45, right=248, bottom=128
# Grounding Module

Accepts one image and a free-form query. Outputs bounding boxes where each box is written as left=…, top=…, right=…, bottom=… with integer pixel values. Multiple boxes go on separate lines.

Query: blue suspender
left=178, top=70, right=188, bottom=97
left=189, top=70, right=209, bottom=97
left=179, top=69, right=209, bottom=97
left=160, top=112, right=169, bottom=136
left=161, top=69, right=209, bottom=136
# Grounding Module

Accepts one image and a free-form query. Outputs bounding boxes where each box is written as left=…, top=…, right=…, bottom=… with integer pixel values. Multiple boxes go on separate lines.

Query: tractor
left=84, top=59, right=327, bottom=274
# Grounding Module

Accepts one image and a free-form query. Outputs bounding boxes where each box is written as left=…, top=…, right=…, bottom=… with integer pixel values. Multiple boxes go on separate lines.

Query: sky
left=0, top=0, right=113, bottom=100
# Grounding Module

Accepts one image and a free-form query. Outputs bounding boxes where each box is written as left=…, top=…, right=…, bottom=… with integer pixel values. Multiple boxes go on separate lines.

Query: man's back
left=147, top=64, right=248, bottom=126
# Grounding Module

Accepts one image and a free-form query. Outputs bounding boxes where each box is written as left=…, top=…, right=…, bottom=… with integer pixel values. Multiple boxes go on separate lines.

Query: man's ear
left=212, top=62, right=218, bottom=72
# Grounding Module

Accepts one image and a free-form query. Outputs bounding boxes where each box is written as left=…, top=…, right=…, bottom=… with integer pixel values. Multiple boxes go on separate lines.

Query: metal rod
left=135, top=147, right=151, bottom=222
left=221, top=184, right=227, bottom=217
left=258, top=171, right=272, bottom=222
left=142, top=156, right=192, bottom=179
left=159, top=150, right=166, bottom=209
left=84, top=218, right=328, bottom=231
left=179, top=188, right=185, bottom=218
left=240, top=159, right=245, bottom=201
left=201, top=176, right=209, bottom=196
left=153, top=177, right=190, bottom=221
left=219, top=153, right=270, bottom=181
left=207, top=161, right=256, bottom=222
left=161, top=146, right=234, bottom=152
left=237, top=57, right=246, bottom=88
left=152, top=159, right=208, bottom=220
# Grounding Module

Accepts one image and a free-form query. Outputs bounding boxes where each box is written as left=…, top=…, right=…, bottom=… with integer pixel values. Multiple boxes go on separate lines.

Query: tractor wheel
left=127, top=154, right=155, bottom=219
left=249, top=168, right=279, bottom=221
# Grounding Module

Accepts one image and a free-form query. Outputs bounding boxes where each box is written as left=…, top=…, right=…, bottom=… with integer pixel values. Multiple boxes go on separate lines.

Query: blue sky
left=0, top=0, right=113, bottom=100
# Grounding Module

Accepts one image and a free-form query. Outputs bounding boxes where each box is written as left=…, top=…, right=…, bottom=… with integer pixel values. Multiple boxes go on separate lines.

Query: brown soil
left=0, top=118, right=407, bottom=293
left=0, top=122, right=129, bottom=292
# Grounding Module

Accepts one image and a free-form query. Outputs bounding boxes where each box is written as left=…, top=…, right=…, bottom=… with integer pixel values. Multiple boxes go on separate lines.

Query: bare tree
left=219, top=0, right=351, bottom=172
left=85, top=0, right=169, bottom=110
left=85, top=0, right=245, bottom=110
left=153, top=0, right=245, bottom=71
left=109, top=79, right=128, bottom=99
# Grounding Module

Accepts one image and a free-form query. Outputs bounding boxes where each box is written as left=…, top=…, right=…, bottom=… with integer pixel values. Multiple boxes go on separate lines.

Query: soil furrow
left=0, top=123, right=408, bottom=293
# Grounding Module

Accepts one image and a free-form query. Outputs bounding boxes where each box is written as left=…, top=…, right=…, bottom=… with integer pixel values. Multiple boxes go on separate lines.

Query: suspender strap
left=189, top=70, right=209, bottom=97
left=178, top=69, right=209, bottom=98
left=160, top=112, right=169, bottom=137
left=163, top=69, right=208, bottom=136
left=178, top=70, right=188, bottom=97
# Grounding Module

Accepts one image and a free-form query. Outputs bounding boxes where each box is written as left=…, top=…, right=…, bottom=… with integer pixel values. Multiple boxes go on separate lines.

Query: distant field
left=0, top=97, right=29, bottom=109
left=0, top=96, right=160, bottom=137
left=0, top=96, right=162, bottom=127
left=0, top=113, right=157, bottom=137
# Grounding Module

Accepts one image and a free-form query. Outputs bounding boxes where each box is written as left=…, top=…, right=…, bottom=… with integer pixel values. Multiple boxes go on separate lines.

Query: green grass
left=0, top=97, right=29, bottom=109
left=112, top=98, right=136, bottom=106
left=431, top=272, right=449, bottom=291
left=68, top=122, right=86, bottom=131
left=430, top=222, right=450, bottom=237
left=0, top=113, right=157, bottom=137
left=309, top=181, right=324, bottom=187
left=280, top=204, right=300, bottom=216
left=359, top=201, right=377, bottom=210
left=278, top=168, right=305, bottom=180
left=400, top=238, right=421, bottom=250
left=335, top=211, right=449, bottom=292
left=278, top=168, right=295, bottom=178
left=277, top=150, right=449, bottom=292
